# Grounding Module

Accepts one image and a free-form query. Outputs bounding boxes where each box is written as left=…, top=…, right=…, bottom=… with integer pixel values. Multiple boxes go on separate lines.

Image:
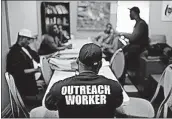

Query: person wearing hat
left=44, top=43, right=123, bottom=118
left=6, top=29, right=45, bottom=106
left=120, top=6, right=149, bottom=47
left=119, top=6, right=149, bottom=76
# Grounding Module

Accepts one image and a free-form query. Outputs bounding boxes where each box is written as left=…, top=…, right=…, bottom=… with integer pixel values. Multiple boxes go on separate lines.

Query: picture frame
left=161, top=1, right=172, bottom=21
left=77, top=1, right=110, bottom=31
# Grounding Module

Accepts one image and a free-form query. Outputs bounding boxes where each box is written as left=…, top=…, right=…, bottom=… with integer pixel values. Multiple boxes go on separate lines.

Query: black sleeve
left=110, top=80, right=123, bottom=108
left=45, top=81, right=63, bottom=110
left=7, top=51, right=26, bottom=75
left=26, top=46, right=40, bottom=63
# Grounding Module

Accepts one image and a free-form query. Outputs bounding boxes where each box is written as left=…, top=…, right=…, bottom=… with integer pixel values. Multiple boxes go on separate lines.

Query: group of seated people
left=6, top=6, right=153, bottom=118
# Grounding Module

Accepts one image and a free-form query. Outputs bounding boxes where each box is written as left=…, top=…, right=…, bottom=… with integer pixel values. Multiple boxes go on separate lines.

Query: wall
left=7, top=1, right=38, bottom=46
left=1, top=1, right=10, bottom=111
left=69, top=1, right=117, bottom=39
left=36, top=1, right=117, bottom=39
left=149, top=1, right=172, bottom=46
left=36, top=1, right=172, bottom=45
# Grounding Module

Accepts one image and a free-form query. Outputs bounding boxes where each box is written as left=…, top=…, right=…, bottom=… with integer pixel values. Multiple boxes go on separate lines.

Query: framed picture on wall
left=77, top=1, right=110, bottom=31
left=161, top=1, right=172, bottom=21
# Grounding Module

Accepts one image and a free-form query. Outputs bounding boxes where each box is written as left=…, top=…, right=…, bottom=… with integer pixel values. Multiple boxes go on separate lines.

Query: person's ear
left=76, top=58, right=79, bottom=64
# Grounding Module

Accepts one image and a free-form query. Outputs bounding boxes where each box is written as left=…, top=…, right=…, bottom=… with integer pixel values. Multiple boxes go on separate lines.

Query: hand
left=36, top=67, right=41, bottom=72
left=66, top=44, right=72, bottom=49
left=119, top=32, right=123, bottom=36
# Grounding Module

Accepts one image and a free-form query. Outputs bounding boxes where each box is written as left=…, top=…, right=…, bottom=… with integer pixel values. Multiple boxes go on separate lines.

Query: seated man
left=6, top=29, right=45, bottom=106
left=45, top=43, right=123, bottom=118
left=58, top=24, right=70, bottom=43
left=39, top=24, right=72, bottom=55
left=92, top=23, right=120, bottom=61
left=92, top=23, right=115, bottom=46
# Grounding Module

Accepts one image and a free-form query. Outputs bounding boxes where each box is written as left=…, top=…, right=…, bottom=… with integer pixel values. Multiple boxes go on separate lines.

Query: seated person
left=6, top=29, right=45, bottom=106
left=39, top=24, right=72, bottom=55
left=58, top=24, right=70, bottom=43
left=92, top=23, right=115, bottom=46
left=92, top=23, right=120, bottom=61
left=45, top=43, right=123, bottom=118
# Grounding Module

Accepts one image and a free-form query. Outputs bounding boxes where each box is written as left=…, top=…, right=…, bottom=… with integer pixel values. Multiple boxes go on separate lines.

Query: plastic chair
left=116, top=64, right=172, bottom=117
left=110, top=48, right=138, bottom=95
left=40, top=56, right=53, bottom=85
left=150, top=64, right=172, bottom=118
left=5, top=72, right=58, bottom=118
left=5, top=72, right=29, bottom=117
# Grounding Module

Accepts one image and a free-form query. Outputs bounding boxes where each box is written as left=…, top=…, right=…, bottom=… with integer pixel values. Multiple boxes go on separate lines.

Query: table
left=42, top=59, right=130, bottom=107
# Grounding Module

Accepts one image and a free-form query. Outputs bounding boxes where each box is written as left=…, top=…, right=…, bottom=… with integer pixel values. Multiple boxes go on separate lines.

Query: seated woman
left=39, top=24, right=72, bottom=55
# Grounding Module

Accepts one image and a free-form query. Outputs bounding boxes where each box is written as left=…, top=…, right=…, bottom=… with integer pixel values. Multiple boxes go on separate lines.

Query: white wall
left=7, top=1, right=38, bottom=46
left=149, top=1, right=172, bottom=46
left=1, top=1, right=10, bottom=111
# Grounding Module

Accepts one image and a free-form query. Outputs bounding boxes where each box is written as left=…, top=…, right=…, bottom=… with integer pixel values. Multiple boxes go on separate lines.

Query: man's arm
left=24, top=67, right=41, bottom=74
left=121, top=22, right=145, bottom=43
left=45, top=82, right=63, bottom=110
left=111, top=81, right=124, bottom=108
left=46, top=37, right=67, bottom=51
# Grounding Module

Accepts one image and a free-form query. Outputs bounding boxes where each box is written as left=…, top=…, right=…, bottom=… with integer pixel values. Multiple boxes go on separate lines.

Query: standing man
left=120, top=7, right=149, bottom=73
left=45, top=43, right=123, bottom=118
left=120, top=6, right=149, bottom=50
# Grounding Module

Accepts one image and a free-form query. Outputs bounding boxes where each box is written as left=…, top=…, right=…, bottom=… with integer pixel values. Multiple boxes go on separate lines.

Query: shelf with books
left=41, top=2, right=70, bottom=39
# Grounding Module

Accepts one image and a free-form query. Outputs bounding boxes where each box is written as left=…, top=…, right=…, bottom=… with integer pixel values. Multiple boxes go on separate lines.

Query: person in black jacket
left=45, top=43, right=123, bottom=118
left=6, top=29, right=45, bottom=106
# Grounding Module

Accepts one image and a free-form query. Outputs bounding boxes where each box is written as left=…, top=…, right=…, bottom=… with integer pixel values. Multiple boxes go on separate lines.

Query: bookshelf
left=41, top=2, right=70, bottom=39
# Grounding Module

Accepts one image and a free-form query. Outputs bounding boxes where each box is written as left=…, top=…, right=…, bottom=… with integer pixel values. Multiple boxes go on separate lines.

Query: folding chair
left=5, top=72, right=58, bottom=118
left=151, top=64, right=172, bottom=118
left=40, top=56, right=53, bottom=85
left=5, top=72, right=29, bottom=117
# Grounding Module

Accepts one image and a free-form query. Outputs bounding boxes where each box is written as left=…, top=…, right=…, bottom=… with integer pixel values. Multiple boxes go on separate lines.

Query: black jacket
left=6, top=44, right=38, bottom=96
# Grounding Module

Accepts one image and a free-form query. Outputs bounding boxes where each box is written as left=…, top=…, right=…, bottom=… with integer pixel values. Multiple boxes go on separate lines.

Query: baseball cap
left=18, top=29, right=36, bottom=39
left=128, top=6, right=140, bottom=14
left=78, top=43, right=102, bottom=66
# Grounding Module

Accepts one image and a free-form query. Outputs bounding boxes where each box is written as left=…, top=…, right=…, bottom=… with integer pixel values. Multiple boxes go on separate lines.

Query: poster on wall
left=161, top=1, right=172, bottom=21
left=77, top=1, right=110, bottom=30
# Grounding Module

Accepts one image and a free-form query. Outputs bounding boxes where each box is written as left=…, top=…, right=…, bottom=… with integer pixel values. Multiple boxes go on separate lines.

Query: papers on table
left=49, top=58, right=76, bottom=71
left=102, top=58, right=110, bottom=67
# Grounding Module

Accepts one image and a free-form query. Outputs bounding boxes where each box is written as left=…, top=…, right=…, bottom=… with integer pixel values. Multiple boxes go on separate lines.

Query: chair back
left=40, top=56, right=53, bottom=85
left=110, top=48, right=125, bottom=79
left=150, top=64, right=172, bottom=118
left=5, top=72, right=29, bottom=118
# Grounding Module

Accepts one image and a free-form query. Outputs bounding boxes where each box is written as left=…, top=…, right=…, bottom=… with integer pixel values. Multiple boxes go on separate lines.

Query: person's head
left=129, top=6, right=140, bottom=20
left=77, top=43, right=102, bottom=74
left=17, top=29, right=35, bottom=47
left=48, top=24, right=60, bottom=36
left=104, top=23, right=112, bottom=34
left=58, top=24, right=63, bottom=32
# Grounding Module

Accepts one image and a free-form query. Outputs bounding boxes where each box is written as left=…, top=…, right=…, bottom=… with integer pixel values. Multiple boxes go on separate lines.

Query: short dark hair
left=106, top=23, right=112, bottom=28
left=130, top=6, right=140, bottom=14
